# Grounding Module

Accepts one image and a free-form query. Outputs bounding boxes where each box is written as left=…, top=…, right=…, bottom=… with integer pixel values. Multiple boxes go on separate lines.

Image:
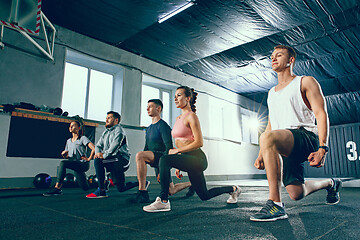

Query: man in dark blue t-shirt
left=130, top=99, right=193, bottom=203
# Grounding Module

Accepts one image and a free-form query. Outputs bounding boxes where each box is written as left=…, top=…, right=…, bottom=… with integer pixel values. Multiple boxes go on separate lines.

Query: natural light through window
left=61, top=63, right=87, bottom=117
left=162, top=91, right=170, bottom=124
left=61, top=62, right=114, bottom=121
left=87, top=70, right=113, bottom=121
left=141, top=85, right=160, bottom=127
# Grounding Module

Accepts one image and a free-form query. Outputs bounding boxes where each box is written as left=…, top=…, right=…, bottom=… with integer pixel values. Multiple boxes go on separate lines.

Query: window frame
left=141, top=82, right=173, bottom=126
left=141, top=73, right=178, bottom=127
left=62, top=49, right=123, bottom=121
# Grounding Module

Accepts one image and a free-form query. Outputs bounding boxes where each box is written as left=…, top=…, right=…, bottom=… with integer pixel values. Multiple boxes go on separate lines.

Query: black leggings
left=57, top=160, right=90, bottom=191
left=159, top=149, right=233, bottom=201
left=94, top=157, right=138, bottom=192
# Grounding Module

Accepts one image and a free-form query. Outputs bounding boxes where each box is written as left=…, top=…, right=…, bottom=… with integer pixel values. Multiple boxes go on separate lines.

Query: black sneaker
left=250, top=200, right=288, bottom=222
left=326, top=178, right=342, bottom=205
left=128, top=190, right=150, bottom=203
left=185, top=186, right=195, bottom=197
left=43, top=188, right=63, bottom=196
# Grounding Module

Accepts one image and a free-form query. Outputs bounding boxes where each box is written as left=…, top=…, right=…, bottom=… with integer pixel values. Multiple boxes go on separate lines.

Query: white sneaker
left=143, top=197, right=171, bottom=212
left=227, top=186, right=241, bottom=204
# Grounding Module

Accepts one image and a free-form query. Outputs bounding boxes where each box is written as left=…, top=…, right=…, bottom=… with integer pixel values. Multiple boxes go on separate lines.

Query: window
left=62, top=63, right=88, bottom=117
left=61, top=50, right=123, bottom=121
left=141, top=85, right=160, bottom=127
left=87, top=70, right=113, bottom=121
left=140, top=74, right=177, bottom=127
left=241, top=110, right=259, bottom=144
left=207, top=96, right=242, bottom=142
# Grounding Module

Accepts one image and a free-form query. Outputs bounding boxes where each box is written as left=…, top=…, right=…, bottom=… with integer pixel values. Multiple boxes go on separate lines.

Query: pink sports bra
left=171, top=112, right=194, bottom=140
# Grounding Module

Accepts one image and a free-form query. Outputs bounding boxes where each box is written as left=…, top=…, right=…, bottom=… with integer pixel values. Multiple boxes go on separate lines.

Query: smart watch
left=319, top=145, right=329, bottom=153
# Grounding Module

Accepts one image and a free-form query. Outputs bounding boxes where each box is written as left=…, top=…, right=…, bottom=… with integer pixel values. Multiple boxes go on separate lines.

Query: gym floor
left=0, top=179, right=359, bottom=240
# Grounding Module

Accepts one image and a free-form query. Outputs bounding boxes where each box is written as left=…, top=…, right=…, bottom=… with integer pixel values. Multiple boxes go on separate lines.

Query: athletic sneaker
left=227, top=185, right=241, bottom=204
left=129, top=190, right=150, bottom=203
left=250, top=200, right=288, bottom=222
left=86, top=188, right=108, bottom=198
left=43, top=188, right=63, bottom=196
left=143, top=197, right=171, bottom=212
left=185, top=186, right=195, bottom=197
left=326, top=178, right=342, bottom=205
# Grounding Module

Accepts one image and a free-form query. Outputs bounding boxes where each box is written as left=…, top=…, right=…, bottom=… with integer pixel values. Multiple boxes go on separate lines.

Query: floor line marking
left=312, top=220, right=347, bottom=240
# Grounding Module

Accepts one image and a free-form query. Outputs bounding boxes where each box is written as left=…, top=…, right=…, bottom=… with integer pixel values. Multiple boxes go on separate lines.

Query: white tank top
left=267, top=75, right=317, bottom=134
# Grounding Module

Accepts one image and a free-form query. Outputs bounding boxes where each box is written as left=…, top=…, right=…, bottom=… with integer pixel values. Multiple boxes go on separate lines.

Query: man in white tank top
left=250, top=45, right=342, bottom=222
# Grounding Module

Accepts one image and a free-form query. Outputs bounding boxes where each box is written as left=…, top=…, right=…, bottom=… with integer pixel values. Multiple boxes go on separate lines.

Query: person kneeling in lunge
left=250, top=45, right=342, bottom=222
left=86, top=111, right=139, bottom=198
left=143, top=86, right=241, bottom=212
left=130, top=99, right=193, bottom=203
left=44, top=120, right=95, bottom=196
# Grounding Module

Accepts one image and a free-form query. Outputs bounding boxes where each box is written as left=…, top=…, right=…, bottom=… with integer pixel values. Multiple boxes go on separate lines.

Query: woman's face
left=69, top=122, right=80, bottom=134
left=174, top=88, right=190, bottom=109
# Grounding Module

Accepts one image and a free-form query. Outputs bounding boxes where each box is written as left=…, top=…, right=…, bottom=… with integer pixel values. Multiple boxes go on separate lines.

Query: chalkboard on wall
left=6, top=116, right=95, bottom=158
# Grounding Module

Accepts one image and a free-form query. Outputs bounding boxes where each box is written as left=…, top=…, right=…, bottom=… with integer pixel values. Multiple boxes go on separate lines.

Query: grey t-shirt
left=64, top=136, right=91, bottom=160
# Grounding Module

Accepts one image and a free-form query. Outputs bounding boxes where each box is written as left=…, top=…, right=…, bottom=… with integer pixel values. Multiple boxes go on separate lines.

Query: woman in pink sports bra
left=143, top=86, right=241, bottom=212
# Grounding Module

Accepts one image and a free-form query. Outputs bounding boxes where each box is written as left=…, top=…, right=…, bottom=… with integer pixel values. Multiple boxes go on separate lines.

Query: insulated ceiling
left=41, top=0, right=360, bottom=126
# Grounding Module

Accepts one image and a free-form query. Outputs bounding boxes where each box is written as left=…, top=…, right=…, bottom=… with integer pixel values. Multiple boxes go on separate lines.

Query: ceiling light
left=158, top=1, right=195, bottom=24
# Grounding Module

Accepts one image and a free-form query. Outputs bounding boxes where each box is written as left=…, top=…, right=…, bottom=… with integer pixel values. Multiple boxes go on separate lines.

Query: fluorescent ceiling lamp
left=158, top=1, right=195, bottom=23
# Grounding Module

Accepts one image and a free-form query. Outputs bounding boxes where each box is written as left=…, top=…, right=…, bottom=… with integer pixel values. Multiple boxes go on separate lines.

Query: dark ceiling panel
left=42, top=0, right=188, bottom=44
left=41, top=0, right=360, bottom=125
left=119, top=0, right=281, bottom=67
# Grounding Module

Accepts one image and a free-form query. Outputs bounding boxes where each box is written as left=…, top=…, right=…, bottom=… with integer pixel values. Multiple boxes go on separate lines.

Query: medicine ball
left=63, top=173, right=78, bottom=188
left=33, top=173, right=52, bottom=189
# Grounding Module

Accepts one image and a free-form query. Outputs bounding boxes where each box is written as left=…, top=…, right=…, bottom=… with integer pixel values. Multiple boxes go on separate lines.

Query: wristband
left=319, top=145, right=329, bottom=153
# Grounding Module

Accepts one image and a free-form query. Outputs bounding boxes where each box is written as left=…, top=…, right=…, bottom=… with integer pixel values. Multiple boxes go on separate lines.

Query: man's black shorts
left=149, top=151, right=173, bottom=183
left=148, top=151, right=165, bottom=168
left=282, top=127, right=319, bottom=186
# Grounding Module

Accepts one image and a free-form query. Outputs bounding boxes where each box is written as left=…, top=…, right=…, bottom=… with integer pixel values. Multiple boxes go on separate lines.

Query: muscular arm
left=302, top=76, right=329, bottom=146
left=302, top=76, right=329, bottom=166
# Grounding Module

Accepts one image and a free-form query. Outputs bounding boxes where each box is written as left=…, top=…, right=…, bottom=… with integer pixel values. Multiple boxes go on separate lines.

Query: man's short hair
left=274, top=45, right=297, bottom=61
left=148, top=99, right=163, bottom=111
left=107, top=111, right=121, bottom=122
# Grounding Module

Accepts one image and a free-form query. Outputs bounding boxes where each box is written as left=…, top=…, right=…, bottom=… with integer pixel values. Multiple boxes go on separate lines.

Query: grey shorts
left=282, top=127, right=319, bottom=186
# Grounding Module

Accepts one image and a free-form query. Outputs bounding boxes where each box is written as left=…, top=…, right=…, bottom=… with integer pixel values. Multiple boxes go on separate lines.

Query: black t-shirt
left=144, top=119, right=173, bottom=154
